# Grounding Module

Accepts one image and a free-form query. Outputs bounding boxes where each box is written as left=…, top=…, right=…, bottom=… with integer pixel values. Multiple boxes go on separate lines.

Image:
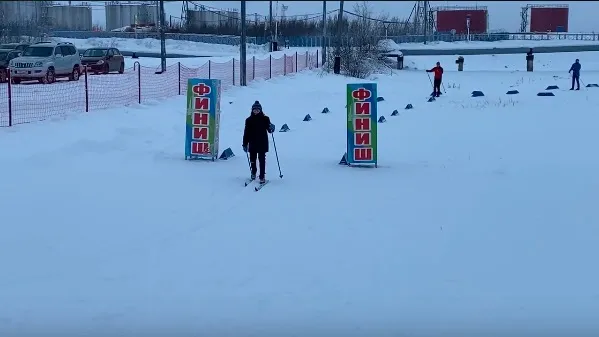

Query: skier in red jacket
left=426, top=62, right=444, bottom=97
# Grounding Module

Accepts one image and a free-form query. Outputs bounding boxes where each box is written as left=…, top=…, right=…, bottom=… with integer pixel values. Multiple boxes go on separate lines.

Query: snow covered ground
left=389, top=37, right=599, bottom=50
left=52, top=35, right=599, bottom=59
left=2, top=51, right=599, bottom=336
left=52, top=36, right=318, bottom=57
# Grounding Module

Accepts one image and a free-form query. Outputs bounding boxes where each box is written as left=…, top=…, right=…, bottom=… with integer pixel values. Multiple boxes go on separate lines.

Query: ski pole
left=270, top=133, right=283, bottom=178
left=245, top=150, right=252, bottom=174
left=426, top=72, right=433, bottom=87
left=426, top=72, right=435, bottom=96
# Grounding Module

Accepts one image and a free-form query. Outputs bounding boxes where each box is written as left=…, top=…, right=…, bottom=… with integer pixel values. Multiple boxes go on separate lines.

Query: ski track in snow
left=1, top=50, right=599, bottom=336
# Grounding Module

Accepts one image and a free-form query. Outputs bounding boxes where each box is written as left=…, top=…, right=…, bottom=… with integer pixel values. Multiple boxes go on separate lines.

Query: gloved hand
left=242, top=145, right=248, bottom=153
left=268, top=123, right=275, bottom=133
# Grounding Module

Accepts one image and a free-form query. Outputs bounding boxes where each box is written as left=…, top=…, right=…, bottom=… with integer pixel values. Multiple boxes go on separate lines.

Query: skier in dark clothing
left=426, top=62, right=444, bottom=97
left=569, top=59, right=581, bottom=90
left=243, top=101, right=275, bottom=184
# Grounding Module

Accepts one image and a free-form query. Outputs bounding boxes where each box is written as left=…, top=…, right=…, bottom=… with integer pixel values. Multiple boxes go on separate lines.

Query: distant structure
left=0, top=1, right=51, bottom=39
left=410, top=1, right=434, bottom=35
left=520, top=4, right=569, bottom=33
left=0, top=1, right=46, bottom=25
left=182, top=2, right=240, bottom=31
left=105, top=1, right=157, bottom=32
left=45, top=3, right=93, bottom=31
left=432, top=5, right=489, bottom=34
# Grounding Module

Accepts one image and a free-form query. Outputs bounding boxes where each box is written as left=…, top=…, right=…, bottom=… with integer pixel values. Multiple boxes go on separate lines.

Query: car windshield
left=22, top=46, right=53, bottom=57
left=83, top=49, right=107, bottom=57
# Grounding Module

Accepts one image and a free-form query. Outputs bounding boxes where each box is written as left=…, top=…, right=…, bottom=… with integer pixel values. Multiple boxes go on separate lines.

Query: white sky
left=62, top=1, right=599, bottom=33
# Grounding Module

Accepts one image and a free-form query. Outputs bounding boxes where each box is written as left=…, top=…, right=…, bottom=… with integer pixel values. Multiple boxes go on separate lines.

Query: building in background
left=46, top=3, right=93, bottom=31
left=521, top=4, right=569, bottom=33
left=105, top=1, right=157, bottom=32
left=185, top=4, right=240, bottom=31
left=433, top=5, right=489, bottom=34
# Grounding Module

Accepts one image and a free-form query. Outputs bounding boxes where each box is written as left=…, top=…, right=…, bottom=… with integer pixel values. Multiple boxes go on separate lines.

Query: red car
left=80, top=47, right=125, bottom=74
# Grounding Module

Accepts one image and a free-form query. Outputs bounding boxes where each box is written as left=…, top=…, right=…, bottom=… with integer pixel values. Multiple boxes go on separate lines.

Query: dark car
left=0, top=48, right=23, bottom=83
left=81, top=47, right=125, bottom=74
left=0, top=43, right=30, bottom=52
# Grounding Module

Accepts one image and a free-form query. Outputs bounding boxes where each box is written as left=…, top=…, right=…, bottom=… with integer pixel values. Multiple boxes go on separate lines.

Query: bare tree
left=324, top=1, right=391, bottom=78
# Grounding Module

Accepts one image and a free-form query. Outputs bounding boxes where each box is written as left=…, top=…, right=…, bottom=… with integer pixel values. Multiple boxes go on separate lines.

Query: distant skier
left=243, top=101, right=275, bottom=184
left=569, top=59, right=581, bottom=90
left=426, top=62, right=444, bottom=97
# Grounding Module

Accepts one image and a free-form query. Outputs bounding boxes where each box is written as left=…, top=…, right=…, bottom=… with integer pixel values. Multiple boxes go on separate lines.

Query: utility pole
left=269, top=1, right=273, bottom=51
left=240, top=0, right=247, bottom=86
left=322, top=1, right=326, bottom=62
left=336, top=1, right=344, bottom=52
left=423, top=1, right=428, bottom=44
left=159, top=0, right=166, bottom=72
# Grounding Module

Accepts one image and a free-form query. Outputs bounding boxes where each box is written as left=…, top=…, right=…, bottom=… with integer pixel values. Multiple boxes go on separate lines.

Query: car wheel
left=119, top=63, right=124, bottom=74
left=11, top=77, right=21, bottom=84
left=69, top=66, right=80, bottom=81
left=42, top=68, right=55, bottom=84
left=103, top=63, right=109, bottom=74
left=0, top=69, right=6, bottom=83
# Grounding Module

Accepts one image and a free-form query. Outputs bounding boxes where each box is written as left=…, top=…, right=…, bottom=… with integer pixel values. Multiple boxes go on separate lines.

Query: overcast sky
left=66, top=1, right=599, bottom=33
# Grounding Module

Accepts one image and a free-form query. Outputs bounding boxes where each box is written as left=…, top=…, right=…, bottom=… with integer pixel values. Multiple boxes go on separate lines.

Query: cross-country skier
left=569, top=59, right=581, bottom=90
left=243, top=101, right=275, bottom=184
left=426, top=62, right=444, bottom=97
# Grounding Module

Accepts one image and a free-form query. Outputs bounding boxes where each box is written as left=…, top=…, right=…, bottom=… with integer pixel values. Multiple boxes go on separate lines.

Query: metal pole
left=269, top=1, right=273, bottom=45
left=336, top=1, right=344, bottom=52
left=240, top=0, right=247, bottom=86
left=322, top=1, right=326, bottom=62
left=159, top=0, right=166, bottom=72
left=423, top=1, right=428, bottom=44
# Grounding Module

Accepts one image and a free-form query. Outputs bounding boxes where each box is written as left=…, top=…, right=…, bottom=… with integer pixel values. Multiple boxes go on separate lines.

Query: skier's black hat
left=252, top=101, right=262, bottom=112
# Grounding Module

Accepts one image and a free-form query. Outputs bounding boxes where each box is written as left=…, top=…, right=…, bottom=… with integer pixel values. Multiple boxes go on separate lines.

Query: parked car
left=81, top=47, right=125, bottom=74
left=0, top=43, right=30, bottom=52
left=8, top=41, right=81, bottom=84
left=0, top=48, right=22, bottom=83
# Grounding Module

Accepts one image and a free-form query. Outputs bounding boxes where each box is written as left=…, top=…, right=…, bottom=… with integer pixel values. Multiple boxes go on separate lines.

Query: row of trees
left=167, top=10, right=412, bottom=38
left=0, top=21, right=46, bottom=43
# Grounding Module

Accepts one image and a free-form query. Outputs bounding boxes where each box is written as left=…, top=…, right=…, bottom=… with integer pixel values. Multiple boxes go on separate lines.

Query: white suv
left=9, top=41, right=81, bottom=84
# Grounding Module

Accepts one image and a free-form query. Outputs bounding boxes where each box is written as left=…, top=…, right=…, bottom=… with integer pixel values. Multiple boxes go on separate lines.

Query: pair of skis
left=244, top=178, right=269, bottom=191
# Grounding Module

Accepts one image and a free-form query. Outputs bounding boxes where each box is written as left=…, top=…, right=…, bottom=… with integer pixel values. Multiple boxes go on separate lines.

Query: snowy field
left=51, top=35, right=599, bottom=58
left=52, top=36, right=318, bottom=58
left=2, top=51, right=599, bottom=336
left=390, top=37, right=599, bottom=50
left=126, top=51, right=599, bottom=73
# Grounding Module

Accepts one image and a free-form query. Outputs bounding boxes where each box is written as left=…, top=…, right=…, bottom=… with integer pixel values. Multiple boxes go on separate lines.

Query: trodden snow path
left=1, top=64, right=599, bottom=336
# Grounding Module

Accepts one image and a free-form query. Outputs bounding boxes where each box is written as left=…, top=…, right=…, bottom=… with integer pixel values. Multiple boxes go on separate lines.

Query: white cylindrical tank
left=105, top=3, right=157, bottom=31
left=46, top=5, right=92, bottom=31
left=0, top=0, right=43, bottom=25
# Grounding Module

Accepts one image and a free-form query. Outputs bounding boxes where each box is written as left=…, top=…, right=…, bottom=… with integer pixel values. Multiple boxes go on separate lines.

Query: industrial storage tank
left=0, top=0, right=45, bottom=25
left=105, top=3, right=157, bottom=31
left=46, top=5, right=92, bottom=31
left=434, top=6, right=488, bottom=34
left=529, top=4, right=569, bottom=32
left=187, top=9, right=220, bottom=29
left=186, top=8, right=239, bottom=30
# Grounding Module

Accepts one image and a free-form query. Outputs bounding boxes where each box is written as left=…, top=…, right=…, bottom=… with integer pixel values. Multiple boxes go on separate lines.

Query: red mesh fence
left=0, top=50, right=320, bottom=127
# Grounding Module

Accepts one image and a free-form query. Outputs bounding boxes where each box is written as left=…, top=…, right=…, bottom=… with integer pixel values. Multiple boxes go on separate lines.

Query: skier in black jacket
left=243, top=101, right=275, bottom=184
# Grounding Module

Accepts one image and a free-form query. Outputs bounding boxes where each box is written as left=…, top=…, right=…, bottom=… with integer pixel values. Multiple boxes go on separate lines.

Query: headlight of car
left=34, top=61, right=43, bottom=67
left=96, top=60, right=104, bottom=65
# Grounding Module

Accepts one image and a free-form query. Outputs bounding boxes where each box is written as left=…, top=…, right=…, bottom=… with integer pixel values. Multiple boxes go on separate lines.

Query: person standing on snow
left=569, top=59, right=581, bottom=90
left=243, top=101, right=275, bottom=184
left=426, top=62, right=444, bottom=97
